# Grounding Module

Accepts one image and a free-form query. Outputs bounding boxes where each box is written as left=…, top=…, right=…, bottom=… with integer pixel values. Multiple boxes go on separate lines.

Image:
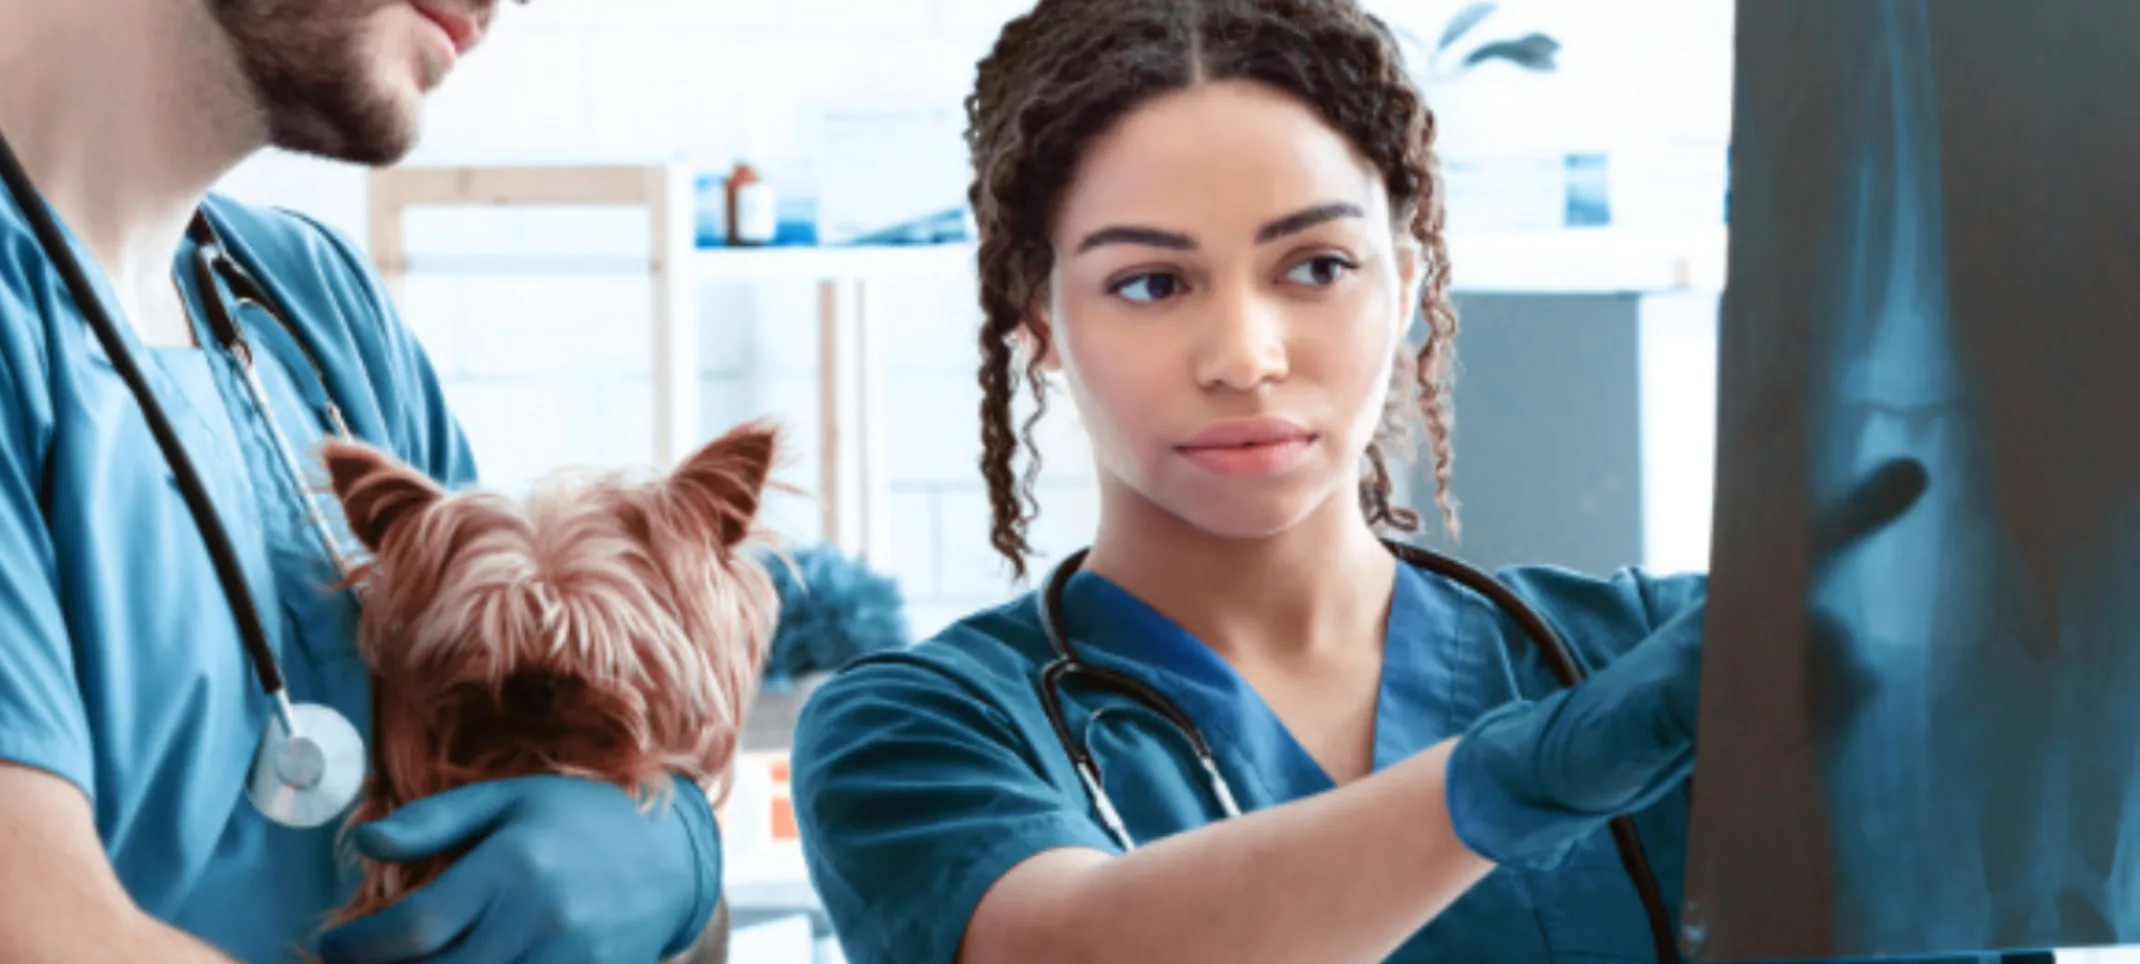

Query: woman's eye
left=1110, top=272, right=1183, bottom=304
left=1286, top=255, right=1356, bottom=287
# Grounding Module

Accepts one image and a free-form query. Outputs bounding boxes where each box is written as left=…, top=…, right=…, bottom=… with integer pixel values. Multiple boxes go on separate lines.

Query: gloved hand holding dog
left=318, top=774, right=722, bottom=963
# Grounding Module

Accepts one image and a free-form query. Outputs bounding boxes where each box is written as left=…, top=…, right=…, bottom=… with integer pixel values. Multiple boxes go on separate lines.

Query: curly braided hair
left=966, top=0, right=1461, bottom=581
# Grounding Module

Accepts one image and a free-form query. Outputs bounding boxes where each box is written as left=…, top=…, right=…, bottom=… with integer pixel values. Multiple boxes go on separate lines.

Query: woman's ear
left=1016, top=313, right=1062, bottom=374
left=1396, top=238, right=1427, bottom=321
left=319, top=439, right=446, bottom=555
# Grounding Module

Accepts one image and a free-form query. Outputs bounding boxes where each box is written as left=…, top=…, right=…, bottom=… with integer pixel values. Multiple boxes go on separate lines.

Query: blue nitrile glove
left=1444, top=600, right=1706, bottom=871
left=1445, top=456, right=1931, bottom=872
left=318, top=774, right=723, bottom=963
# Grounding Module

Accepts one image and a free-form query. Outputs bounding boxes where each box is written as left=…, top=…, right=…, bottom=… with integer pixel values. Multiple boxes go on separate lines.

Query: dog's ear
left=661, top=418, right=780, bottom=548
left=320, top=439, right=446, bottom=555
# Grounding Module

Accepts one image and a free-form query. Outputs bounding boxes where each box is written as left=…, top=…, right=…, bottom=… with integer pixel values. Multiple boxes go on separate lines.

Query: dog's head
left=320, top=420, right=783, bottom=802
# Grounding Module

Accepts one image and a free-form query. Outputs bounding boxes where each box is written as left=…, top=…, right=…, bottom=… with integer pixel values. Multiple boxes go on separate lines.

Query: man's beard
left=208, top=0, right=423, bottom=167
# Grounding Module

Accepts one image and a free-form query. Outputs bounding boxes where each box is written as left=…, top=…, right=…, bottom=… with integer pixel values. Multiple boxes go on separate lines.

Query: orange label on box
left=718, top=750, right=802, bottom=846
left=772, top=797, right=799, bottom=841
left=767, top=752, right=798, bottom=842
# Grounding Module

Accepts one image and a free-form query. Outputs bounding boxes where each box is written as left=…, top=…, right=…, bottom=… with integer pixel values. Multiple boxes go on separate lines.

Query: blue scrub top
left=0, top=192, right=476, bottom=961
left=793, top=558, right=1708, bottom=963
left=793, top=559, right=2037, bottom=963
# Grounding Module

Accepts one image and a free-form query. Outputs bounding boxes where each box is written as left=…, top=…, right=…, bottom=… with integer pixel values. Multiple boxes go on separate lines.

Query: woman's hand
left=317, top=774, right=724, bottom=964
left=1444, top=456, right=1930, bottom=871
left=1443, top=590, right=1706, bottom=870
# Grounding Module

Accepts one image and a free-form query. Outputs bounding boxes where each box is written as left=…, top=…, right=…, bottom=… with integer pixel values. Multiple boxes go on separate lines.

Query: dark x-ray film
left=1682, top=0, right=2140, bottom=958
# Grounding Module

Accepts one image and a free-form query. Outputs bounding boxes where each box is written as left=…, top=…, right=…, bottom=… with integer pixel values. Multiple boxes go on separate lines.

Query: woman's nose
left=1194, top=288, right=1289, bottom=392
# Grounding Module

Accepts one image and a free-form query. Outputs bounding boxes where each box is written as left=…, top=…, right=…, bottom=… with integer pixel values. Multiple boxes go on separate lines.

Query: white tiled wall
left=211, top=0, right=1740, bottom=641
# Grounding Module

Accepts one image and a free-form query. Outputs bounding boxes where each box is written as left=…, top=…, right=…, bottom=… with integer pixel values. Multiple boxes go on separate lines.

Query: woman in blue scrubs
left=0, top=2, right=721, bottom=961
left=790, top=3, right=2008, bottom=963
left=787, top=2, right=1707, bottom=960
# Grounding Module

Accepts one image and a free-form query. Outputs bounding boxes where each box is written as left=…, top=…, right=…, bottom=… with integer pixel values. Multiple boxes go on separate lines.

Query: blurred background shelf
left=691, top=225, right=1730, bottom=293
left=1442, top=224, right=1727, bottom=293
left=695, top=241, right=977, bottom=281
left=393, top=225, right=1727, bottom=292
left=368, top=161, right=1731, bottom=588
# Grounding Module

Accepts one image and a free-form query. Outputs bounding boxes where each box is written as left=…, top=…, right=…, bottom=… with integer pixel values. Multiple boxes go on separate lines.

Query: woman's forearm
left=964, top=738, right=1491, bottom=964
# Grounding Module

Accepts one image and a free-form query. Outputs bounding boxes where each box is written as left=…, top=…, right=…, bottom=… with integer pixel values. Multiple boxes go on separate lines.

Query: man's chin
left=273, top=135, right=418, bottom=169
left=267, top=107, right=421, bottom=168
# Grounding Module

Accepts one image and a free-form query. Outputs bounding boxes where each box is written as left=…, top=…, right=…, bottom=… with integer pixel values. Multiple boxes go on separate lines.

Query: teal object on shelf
left=773, top=192, right=817, bottom=247
left=846, top=207, right=972, bottom=246
left=692, top=172, right=728, bottom=248
left=1563, top=153, right=1611, bottom=228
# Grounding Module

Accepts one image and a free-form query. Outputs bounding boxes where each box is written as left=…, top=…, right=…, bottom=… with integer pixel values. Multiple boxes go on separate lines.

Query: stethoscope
left=1034, top=541, right=1682, bottom=964
left=0, top=129, right=368, bottom=830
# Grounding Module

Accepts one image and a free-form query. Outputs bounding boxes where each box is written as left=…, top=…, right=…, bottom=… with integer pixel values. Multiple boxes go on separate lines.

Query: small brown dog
left=316, top=419, right=782, bottom=960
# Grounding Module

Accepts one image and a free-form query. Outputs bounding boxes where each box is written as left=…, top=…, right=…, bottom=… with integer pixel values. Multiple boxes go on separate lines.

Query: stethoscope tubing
left=1035, top=541, right=1682, bottom=963
left=183, top=228, right=361, bottom=584
left=0, top=128, right=295, bottom=708
left=0, top=130, right=370, bottom=805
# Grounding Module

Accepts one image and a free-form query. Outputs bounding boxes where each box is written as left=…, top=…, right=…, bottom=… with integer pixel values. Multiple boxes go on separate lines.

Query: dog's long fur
left=316, top=420, right=783, bottom=937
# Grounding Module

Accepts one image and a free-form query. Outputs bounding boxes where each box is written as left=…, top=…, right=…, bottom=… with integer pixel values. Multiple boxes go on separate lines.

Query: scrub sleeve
left=793, top=653, right=1121, bottom=964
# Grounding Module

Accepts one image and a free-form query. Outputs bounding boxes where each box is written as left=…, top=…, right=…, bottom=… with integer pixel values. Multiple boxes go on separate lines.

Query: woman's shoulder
left=1488, top=562, right=1708, bottom=628
left=1429, top=557, right=1709, bottom=676
left=785, top=596, right=1122, bottom=964
left=834, top=591, right=1054, bottom=685
left=793, top=591, right=1058, bottom=745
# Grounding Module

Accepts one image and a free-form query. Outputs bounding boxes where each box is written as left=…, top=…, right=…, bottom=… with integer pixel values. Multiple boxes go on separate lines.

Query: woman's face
left=1039, top=79, right=1422, bottom=541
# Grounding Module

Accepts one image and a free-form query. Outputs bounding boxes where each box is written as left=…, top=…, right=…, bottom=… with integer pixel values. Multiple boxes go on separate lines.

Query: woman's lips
left=1177, top=417, right=1318, bottom=478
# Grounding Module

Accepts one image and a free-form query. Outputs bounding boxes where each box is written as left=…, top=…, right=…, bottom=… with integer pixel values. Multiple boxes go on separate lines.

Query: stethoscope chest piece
left=247, top=698, right=366, bottom=829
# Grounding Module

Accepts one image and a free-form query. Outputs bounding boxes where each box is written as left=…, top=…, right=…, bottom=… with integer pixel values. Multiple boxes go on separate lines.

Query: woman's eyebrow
left=1074, top=201, right=1367, bottom=256
left=1256, top=201, right=1365, bottom=243
left=1076, top=225, right=1195, bottom=254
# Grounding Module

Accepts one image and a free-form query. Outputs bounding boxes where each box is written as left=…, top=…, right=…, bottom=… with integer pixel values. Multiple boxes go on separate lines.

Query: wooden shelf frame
left=365, top=162, right=892, bottom=564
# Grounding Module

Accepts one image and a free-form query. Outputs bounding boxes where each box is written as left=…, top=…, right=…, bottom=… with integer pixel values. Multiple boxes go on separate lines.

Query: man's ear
left=319, top=439, right=446, bottom=555
left=661, top=418, right=782, bottom=549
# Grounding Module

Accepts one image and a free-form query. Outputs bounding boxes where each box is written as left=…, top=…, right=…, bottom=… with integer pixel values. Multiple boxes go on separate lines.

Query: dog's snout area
left=501, top=672, right=563, bottom=717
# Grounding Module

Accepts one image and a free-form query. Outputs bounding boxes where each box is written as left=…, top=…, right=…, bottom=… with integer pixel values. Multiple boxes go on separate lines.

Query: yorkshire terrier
left=316, top=419, right=786, bottom=961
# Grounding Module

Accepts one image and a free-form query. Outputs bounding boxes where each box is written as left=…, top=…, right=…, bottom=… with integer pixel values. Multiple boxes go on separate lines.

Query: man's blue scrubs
left=0, top=190, right=476, bottom=961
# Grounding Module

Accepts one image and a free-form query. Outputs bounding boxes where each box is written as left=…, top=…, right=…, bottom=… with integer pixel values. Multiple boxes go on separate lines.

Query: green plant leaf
left=1460, top=32, right=1561, bottom=71
left=1438, top=2, right=1500, bottom=52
